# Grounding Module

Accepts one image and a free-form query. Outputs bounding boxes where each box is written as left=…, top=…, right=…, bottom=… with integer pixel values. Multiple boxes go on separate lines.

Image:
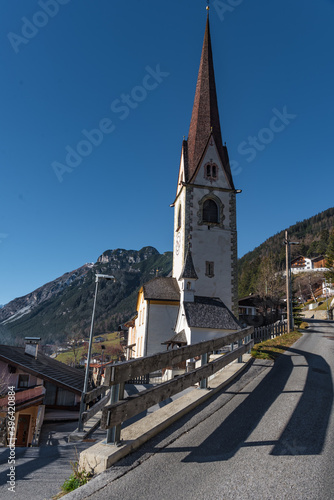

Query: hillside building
left=291, top=255, right=329, bottom=274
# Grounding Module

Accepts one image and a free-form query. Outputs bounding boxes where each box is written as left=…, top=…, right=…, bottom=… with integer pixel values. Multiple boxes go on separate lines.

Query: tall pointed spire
left=186, top=12, right=234, bottom=189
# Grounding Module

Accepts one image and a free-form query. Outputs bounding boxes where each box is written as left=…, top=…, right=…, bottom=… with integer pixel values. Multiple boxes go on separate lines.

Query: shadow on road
left=270, top=346, right=333, bottom=456
left=179, top=343, right=333, bottom=462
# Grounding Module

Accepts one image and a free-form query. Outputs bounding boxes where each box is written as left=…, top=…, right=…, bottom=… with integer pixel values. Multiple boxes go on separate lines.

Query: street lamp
left=78, top=273, right=115, bottom=432
left=284, top=231, right=299, bottom=333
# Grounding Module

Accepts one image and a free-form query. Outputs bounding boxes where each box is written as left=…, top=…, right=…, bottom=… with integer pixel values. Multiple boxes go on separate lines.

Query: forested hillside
left=238, top=207, right=334, bottom=298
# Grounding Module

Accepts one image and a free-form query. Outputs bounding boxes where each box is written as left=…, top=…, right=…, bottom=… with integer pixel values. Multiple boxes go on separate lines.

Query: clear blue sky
left=1, top=0, right=333, bottom=305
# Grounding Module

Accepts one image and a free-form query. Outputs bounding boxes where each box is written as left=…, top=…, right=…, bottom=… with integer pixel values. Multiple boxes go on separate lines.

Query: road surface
left=76, top=320, right=334, bottom=500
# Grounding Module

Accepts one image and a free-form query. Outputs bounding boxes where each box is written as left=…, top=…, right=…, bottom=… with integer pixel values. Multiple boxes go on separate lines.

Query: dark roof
left=291, top=255, right=306, bottom=263
left=0, top=345, right=84, bottom=394
left=162, top=330, right=187, bottom=346
left=183, top=296, right=241, bottom=330
left=179, top=247, right=198, bottom=280
left=143, top=277, right=180, bottom=302
left=238, top=295, right=260, bottom=307
left=311, top=255, right=325, bottom=262
left=186, top=14, right=234, bottom=189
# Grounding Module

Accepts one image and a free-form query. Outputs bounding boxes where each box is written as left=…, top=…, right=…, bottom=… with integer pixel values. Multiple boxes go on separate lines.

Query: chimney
left=24, top=337, right=41, bottom=359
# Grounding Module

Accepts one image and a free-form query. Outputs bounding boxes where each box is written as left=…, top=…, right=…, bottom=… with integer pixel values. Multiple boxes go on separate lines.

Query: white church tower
left=127, top=9, right=242, bottom=361
left=172, top=10, right=238, bottom=316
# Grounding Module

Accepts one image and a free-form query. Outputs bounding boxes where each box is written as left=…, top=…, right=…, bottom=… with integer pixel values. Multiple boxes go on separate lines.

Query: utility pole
left=285, top=231, right=291, bottom=333
left=284, top=231, right=299, bottom=333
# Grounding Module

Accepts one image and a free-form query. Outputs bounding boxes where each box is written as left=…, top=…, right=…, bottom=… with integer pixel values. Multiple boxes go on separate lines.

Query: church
left=126, top=9, right=241, bottom=362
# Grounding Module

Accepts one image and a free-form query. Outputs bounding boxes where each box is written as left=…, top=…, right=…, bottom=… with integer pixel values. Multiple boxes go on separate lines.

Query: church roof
left=143, top=277, right=180, bottom=302
left=186, top=14, right=235, bottom=189
left=179, top=246, right=198, bottom=280
left=183, top=296, right=241, bottom=330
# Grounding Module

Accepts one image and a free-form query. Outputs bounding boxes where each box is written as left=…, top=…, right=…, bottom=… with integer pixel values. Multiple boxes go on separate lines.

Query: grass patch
left=55, top=331, right=121, bottom=365
left=315, top=298, right=331, bottom=311
left=53, top=453, right=93, bottom=499
left=251, top=330, right=303, bottom=361
left=299, top=321, right=309, bottom=329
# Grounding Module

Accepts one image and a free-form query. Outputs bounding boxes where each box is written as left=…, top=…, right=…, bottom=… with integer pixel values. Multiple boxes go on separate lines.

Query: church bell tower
left=172, top=9, right=238, bottom=315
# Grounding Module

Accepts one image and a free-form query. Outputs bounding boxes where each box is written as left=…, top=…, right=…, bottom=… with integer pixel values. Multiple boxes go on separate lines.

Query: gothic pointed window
left=203, top=199, right=219, bottom=223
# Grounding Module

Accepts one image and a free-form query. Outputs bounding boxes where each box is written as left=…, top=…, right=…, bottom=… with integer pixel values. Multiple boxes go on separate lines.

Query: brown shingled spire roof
left=186, top=13, right=234, bottom=189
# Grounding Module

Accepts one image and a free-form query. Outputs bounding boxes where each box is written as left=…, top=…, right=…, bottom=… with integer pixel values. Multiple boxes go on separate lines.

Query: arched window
left=177, top=205, right=182, bottom=230
left=204, top=162, right=218, bottom=181
left=212, top=164, right=217, bottom=178
left=197, top=194, right=224, bottom=228
left=203, top=199, right=219, bottom=223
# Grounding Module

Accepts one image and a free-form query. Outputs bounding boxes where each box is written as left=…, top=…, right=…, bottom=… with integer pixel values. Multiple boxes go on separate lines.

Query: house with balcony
left=0, top=338, right=85, bottom=447
left=291, top=255, right=329, bottom=274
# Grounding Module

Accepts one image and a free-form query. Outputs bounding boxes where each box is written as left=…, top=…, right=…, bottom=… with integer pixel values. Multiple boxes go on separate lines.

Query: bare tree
left=67, top=332, right=87, bottom=367
left=293, top=271, right=324, bottom=303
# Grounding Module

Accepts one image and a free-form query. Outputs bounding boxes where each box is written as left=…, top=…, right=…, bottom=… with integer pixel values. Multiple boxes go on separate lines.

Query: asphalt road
left=71, top=320, right=334, bottom=500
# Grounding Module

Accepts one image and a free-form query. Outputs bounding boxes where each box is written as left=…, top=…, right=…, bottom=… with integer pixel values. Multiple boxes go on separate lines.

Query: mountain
left=238, top=207, right=334, bottom=297
left=0, top=263, right=94, bottom=324
left=0, top=247, right=173, bottom=345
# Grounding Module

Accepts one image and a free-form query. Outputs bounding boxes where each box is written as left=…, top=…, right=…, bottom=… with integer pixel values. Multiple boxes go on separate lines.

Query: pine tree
left=325, top=229, right=334, bottom=283
left=292, top=298, right=303, bottom=328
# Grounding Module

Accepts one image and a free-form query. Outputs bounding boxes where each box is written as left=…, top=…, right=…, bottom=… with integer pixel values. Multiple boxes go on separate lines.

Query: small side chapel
left=127, top=10, right=241, bottom=361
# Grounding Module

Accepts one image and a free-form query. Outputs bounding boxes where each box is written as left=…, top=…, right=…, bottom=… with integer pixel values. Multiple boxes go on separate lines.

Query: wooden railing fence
left=89, top=326, right=254, bottom=444
left=252, top=321, right=286, bottom=344
left=79, top=322, right=289, bottom=440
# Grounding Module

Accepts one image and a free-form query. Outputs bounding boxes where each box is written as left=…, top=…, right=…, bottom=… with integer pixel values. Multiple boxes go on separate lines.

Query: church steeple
left=186, top=12, right=234, bottom=189
left=173, top=10, right=238, bottom=316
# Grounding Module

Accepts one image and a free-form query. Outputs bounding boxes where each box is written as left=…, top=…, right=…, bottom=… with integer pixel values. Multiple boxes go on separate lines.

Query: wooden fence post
left=200, top=353, right=208, bottom=389
left=238, top=338, right=243, bottom=362
left=105, top=366, right=125, bottom=445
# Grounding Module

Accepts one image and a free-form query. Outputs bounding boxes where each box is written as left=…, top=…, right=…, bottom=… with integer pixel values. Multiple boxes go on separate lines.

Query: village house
left=0, top=338, right=85, bottom=447
left=291, top=255, right=329, bottom=274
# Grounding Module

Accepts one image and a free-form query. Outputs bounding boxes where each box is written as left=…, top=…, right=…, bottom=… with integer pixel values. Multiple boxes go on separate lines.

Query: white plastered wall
left=146, top=303, right=179, bottom=356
